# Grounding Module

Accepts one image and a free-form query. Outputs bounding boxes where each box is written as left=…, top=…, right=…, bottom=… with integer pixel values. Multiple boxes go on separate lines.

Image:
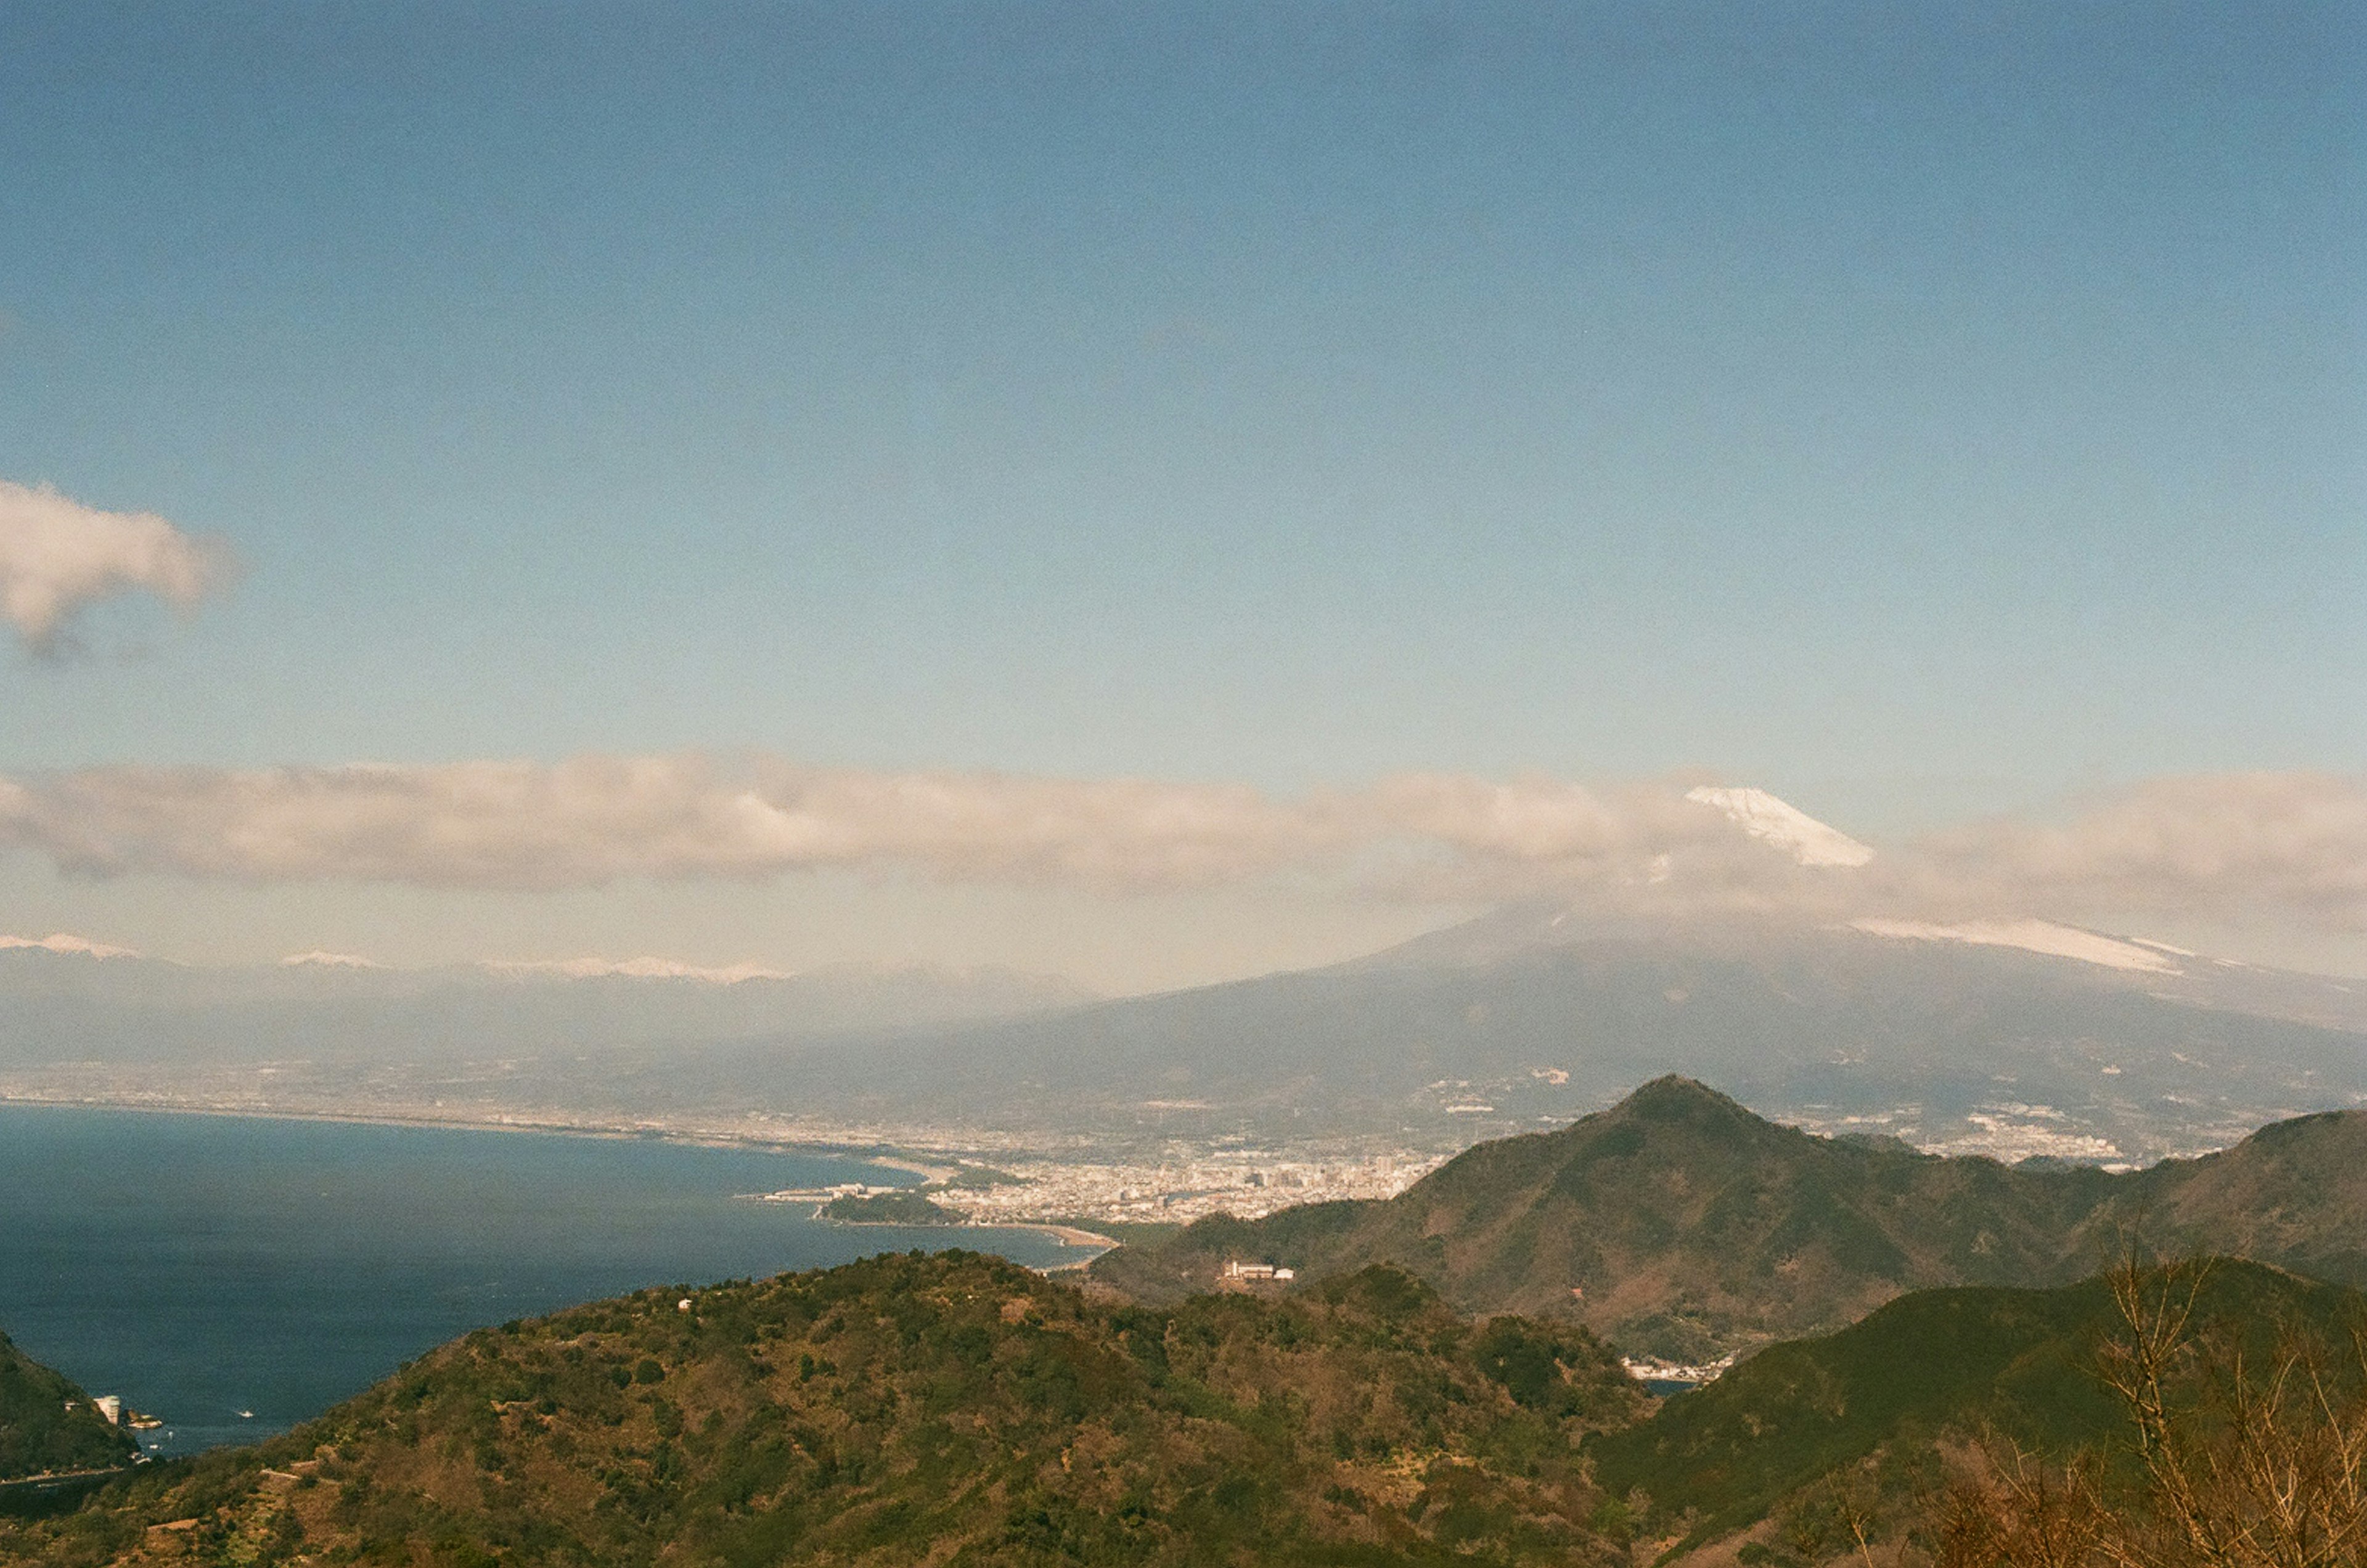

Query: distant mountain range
left=671, top=907, right=2367, bottom=1159
left=0, top=944, right=1089, bottom=1123
left=6, top=906, right=2366, bottom=1162
left=1090, top=1076, right=2367, bottom=1358
left=0, top=944, right=1091, bottom=1058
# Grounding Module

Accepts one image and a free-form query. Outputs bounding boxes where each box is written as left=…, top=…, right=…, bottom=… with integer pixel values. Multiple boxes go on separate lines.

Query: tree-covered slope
left=2, top=1252, right=1647, bottom=1567
left=820, top=1190, right=964, bottom=1225
left=1095, top=1077, right=2112, bottom=1356
left=1588, top=1260, right=2367, bottom=1554
left=0, top=1330, right=137, bottom=1482
left=2130, top=1106, right=2367, bottom=1284
left=1094, top=1077, right=2367, bottom=1358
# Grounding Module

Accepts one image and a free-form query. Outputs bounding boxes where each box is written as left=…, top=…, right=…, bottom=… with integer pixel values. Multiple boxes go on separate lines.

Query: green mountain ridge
left=7, top=1251, right=2357, bottom=1564
left=0, top=1253, right=1646, bottom=1567
left=16, top=1079, right=2367, bottom=1562
left=1092, top=1076, right=2367, bottom=1357
left=1590, top=1259, right=2367, bottom=1552
left=0, top=1331, right=138, bottom=1485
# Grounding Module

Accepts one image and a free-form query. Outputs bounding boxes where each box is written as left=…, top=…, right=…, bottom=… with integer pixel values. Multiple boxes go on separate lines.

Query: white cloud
left=1895, top=772, right=2367, bottom=931
left=0, top=480, right=232, bottom=651
left=0, top=756, right=1325, bottom=891
left=2, top=759, right=2364, bottom=939
left=0, top=754, right=1739, bottom=896
left=280, top=950, right=385, bottom=969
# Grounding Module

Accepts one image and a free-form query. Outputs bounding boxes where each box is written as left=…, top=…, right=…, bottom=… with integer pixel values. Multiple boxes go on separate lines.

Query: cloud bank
left=1899, top=772, right=2367, bottom=931
left=0, top=480, right=232, bottom=651
left=1, top=756, right=2363, bottom=934
left=0, top=757, right=1785, bottom=902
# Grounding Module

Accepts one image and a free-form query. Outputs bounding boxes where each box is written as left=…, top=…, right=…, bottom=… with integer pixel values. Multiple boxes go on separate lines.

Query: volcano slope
left=653, top=913, right=2367, bottom=1160
left=0, top=1252, right=1647, bottom=1568
left=1090, top=1077, right=2367, bottom=1358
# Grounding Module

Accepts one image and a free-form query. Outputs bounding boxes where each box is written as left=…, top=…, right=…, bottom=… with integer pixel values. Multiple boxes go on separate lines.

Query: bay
left=0, top=1103, right=1087, bottom=1456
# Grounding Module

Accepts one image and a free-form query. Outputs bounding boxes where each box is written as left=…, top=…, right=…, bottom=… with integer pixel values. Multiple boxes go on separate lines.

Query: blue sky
left=1, top=2, right=2361, bottom=987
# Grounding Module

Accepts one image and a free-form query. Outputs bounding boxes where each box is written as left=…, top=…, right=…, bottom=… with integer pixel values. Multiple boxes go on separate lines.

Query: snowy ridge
left=1685, top=785, right=1875, bottom=868
left=1850, top=918, right=2180, bottom=974
left=483, top=955, right=794, bottom=984
left=0, top=931, right=140, bottom=960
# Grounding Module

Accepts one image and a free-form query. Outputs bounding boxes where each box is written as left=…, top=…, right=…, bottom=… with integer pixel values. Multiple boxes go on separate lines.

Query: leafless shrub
left=1930, top=1259, right=2367, bottom=1568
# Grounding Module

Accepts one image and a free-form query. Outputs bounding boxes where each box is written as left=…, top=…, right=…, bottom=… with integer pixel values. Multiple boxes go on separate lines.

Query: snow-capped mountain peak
left=483, top=955, right=793, bottom=984
left=281, top=950, right=385, bottom=970
left=0, top=931, right=140, bottom=960
left=1685, top=785, right=1875, bottom=868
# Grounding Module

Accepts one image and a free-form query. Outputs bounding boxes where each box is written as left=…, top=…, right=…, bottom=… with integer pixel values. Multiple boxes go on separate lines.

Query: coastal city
left=925, top=1148, right=1453, bottom=1226
left=746, top=1146, right=1452, bottom=1227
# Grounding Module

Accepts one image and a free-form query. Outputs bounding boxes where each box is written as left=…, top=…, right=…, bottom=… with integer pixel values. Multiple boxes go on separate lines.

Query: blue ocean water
left=0, top=1104, right=1086, bottom=1456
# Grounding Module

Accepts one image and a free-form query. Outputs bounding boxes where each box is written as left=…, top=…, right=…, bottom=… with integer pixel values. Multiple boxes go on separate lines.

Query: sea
left=0, top=1103, right=1091, bottom=1457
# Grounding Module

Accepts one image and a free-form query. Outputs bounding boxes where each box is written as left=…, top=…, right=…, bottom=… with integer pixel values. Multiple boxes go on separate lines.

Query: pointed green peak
left=1614, top=1074, right=1757, bottom=1124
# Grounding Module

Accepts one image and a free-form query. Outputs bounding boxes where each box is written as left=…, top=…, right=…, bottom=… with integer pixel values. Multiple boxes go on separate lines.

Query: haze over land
left=10, top=854, right=2367, bottom=1178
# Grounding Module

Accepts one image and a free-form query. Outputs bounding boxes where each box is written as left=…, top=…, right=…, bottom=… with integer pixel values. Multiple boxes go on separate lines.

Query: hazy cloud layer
left=0, top=757, right=1319, bottom=891
left=0, top=480, right=232, bottom=651
left=1, top=757, right=2363, bottom=934
left=0, top=757, right=1757, bottom=896
left=1901, top=772, right=2367, bottom=931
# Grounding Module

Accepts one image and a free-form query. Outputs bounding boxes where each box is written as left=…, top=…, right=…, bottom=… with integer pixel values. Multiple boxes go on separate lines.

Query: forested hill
left=9, top=1251, right=2357, bottom=1564
left=1589, top=1259, right=2367, bottom=1554
left=0, top=1331, right=137, bottom=1482
left=1, top=1252, right=1646, bottom=1567
left=1092, top=1076, right=2367, bottom=1357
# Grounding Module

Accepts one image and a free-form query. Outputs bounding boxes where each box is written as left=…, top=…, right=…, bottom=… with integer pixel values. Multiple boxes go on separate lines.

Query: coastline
left=762, top=1197, right=1118, bottom=1256
left=0, top=1097, right=1108, bottom=1465
left=856, top=1219, right=1117, bottom=1273
left=0, top=1091, right=959, bottom=1178
left=0, top=1093, right=1113, bottom=1254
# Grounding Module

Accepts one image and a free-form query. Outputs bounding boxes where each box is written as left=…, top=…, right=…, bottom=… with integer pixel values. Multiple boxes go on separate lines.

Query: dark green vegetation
left=1095, top=1077, right=2367, bottom=1357
left=8, top=1237, right=2361, bottom=1564
left=1, top=1252, right=1646, bottom=1567
left=0, top=1331, right=137, bottom=1484
left=1047, top=1220, right=1179, bottom=1249
left=20, top=1083, right=2367, bottom=1562
left=1590, top=1260, right=2367, bottom=1554
left=821, top=1190, right=964, bottom=1225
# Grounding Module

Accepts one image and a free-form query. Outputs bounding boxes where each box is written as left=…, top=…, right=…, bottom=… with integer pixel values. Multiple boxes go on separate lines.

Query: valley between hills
left=1092, top=1076, right=2367, bottom=1359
